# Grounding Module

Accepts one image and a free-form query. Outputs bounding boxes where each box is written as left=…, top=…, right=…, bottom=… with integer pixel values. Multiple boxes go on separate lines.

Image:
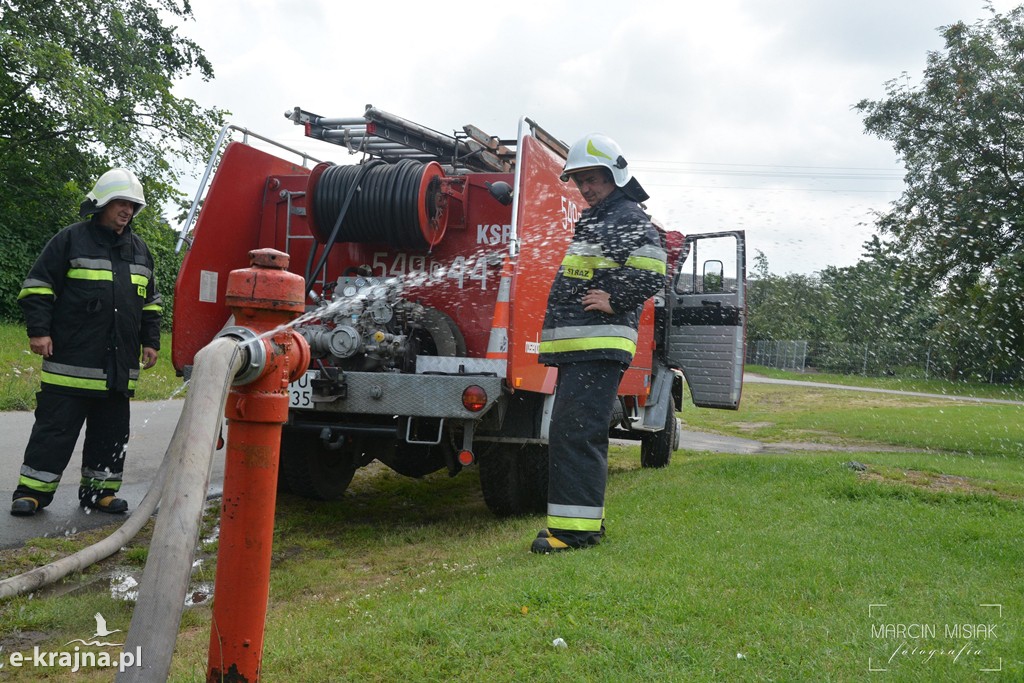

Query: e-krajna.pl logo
left=0, top=612, right=142, bottom=674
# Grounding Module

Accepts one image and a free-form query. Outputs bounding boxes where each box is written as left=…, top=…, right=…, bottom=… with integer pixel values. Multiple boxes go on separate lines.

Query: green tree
left=0, top=0, right=224, bottom=323
left=818, top=259, right=932, bottom=347
left=855, top=3, right=1024, bottom=380
left=927, top=266, right=1023, bottom=382
left=814, top=259, right=936, bottom=375
left=745, top=251, right=828, bottom=342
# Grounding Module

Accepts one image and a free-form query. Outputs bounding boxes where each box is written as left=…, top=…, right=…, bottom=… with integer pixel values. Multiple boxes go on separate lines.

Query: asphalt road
left=0, top=400, right=223, bottom=550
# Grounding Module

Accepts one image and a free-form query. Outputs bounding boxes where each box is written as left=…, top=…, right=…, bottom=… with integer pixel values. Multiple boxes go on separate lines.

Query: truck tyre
left=641, top=409, right=678, bottom=469
left=416, top=307, right=466, bottom=357
left=279, top=425, right=357, bottom=500
left=479, top=444, right=548, bottom=516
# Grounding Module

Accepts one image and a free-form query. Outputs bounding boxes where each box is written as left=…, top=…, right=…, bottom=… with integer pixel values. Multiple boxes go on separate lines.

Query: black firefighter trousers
left=546, top=360, right=627, bottom=543
left=13, top=389, right=130, bottom=508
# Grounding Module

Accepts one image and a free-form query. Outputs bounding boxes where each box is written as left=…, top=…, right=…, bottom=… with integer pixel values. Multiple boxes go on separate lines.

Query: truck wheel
left=417, top=307, right=466, bottom=357
left=641, top=408, right=678, bottom=469
left=479, top=444, right=548, bottom=516
left=279, top=425, right=357, bottom=500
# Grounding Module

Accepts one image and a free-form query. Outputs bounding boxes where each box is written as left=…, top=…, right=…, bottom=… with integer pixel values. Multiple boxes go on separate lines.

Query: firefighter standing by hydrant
left=533, top=134, right=667, bottom=553
left=10, top=168, right=162, bottom=517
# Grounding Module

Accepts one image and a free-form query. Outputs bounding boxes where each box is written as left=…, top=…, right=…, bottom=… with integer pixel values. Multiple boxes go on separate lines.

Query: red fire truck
left=172, top=105, right=746, bottom=515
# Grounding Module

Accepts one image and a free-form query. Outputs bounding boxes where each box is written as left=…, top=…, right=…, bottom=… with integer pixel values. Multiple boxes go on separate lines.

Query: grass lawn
left=0, top=344, right=1021, bottom=680
left=158, top=448, right=1021, bottom=683
left=686, top=379, right=1024, bottom=459
left=746, top=364, right=1024, bottom=402
left=2, top=419, right=1021, bottom=679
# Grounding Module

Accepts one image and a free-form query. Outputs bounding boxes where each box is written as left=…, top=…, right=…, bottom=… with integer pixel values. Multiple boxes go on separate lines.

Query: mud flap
left=639, top=363, right=676, bottom=432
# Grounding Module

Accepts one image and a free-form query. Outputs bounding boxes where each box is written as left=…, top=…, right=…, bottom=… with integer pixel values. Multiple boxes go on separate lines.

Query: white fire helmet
left=82, top=168, right=147, bottom=217
left=560, top=134, right=649, bottom=202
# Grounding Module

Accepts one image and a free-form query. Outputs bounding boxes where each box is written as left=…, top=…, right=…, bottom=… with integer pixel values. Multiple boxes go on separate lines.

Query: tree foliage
left=0, top=0, right=225, bottom=324
left=855, top=4, right=1024, bottom=281
left=746, top=251, right=829, bottom=342
left=854, top=3, right=1023, bottom=376
left=746, top=251, right=1021, bottom=383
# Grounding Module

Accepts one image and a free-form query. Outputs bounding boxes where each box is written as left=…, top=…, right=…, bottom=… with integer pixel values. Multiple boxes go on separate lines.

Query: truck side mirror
left=703, top=260, right=724, bottom=293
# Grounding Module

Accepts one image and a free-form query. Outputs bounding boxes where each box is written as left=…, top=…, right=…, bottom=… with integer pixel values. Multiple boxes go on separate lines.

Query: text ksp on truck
left=171, top=106, right=747, bottom=515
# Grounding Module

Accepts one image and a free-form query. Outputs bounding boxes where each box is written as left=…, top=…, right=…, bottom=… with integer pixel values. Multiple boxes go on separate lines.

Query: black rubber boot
left=530, top=529, right=602, bottom=554
left=80, top=493, right=129, bottom=514
left=10, top=497, right=40, bottom=517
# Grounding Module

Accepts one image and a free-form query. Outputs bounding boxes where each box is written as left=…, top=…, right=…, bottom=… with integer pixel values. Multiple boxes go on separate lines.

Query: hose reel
left=308, top=159, right=451, bottom=251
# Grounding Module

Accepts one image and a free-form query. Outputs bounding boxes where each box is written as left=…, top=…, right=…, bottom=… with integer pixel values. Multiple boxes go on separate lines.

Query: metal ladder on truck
left=285, top=104, right=567, bottom=172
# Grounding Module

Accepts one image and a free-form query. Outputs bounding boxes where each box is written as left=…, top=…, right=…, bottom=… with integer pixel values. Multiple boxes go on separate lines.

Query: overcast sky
left=172, top=0, right=1019, bottom=275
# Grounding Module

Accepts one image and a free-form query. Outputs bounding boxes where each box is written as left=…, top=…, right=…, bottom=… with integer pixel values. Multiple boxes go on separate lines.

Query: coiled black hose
left=311, top=159, right=435, bottom=250
left=305, top=160, right=383, bottom=295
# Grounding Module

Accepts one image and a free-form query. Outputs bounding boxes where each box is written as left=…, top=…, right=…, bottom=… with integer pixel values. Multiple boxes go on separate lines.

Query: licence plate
left=288, top=370, right=317, bottom=409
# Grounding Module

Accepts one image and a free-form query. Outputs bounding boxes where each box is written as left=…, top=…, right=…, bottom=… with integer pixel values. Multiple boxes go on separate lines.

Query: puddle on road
left=28, top=524, right=220, bottom=607
left=30, top=551, right=216, bottom=607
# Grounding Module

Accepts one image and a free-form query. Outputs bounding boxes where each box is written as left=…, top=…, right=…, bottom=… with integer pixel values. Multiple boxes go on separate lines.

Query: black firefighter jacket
left=538, top=189, right=667, bottom=367
left=18, top=218, right=162, bottom=397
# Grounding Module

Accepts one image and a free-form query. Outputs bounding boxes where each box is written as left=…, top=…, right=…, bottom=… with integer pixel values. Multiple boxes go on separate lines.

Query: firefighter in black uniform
left=10, top=168, right=162, bottom=517
left=533, top=134, right=667, bottom=553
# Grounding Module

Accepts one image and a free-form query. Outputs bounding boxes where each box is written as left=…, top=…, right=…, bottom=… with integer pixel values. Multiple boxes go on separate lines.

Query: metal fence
left=746, top=339, right=1022, bottom=383
left=746, top=340, right=808, bottom=372
left=745, top=339, right=1024, bottom=385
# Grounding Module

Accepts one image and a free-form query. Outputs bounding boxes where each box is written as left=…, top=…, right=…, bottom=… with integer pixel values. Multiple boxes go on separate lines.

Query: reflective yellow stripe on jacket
left=41, top=360, right=139, bottom=392
left=538, top=324, right=639, bottom=357
left=17, top=278, right=55, bottom=300
left=625, top=244, right=668, bottom=275
left=67, top=257, right=115, bottom=283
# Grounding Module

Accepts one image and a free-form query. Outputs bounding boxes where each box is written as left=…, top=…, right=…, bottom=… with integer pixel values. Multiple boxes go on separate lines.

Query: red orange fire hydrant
left=207, top=249, right=310, bottom=683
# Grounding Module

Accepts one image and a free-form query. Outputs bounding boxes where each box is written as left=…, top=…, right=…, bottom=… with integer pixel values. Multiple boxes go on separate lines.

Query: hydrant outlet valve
left=214, top=326, right=268, bottom=386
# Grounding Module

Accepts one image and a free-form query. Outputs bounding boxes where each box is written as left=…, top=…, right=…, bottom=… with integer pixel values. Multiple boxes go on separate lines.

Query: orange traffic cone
left=485, top=256, right=513, bottom=363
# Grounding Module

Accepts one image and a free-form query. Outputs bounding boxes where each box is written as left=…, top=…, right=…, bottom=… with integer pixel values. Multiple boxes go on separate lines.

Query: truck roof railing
left=286, top=104, right=567, bottom=173
left=175, top=123, right=325, bottom=253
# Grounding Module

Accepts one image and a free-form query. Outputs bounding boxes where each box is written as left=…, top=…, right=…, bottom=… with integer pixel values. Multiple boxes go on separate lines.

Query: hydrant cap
left=250, top=248, right=290, bottom=269
left=225, top=248, right=305, bottom=313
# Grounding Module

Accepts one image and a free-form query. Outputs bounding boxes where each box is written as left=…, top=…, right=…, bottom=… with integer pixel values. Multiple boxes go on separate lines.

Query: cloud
left=747, top=0, right=1000, bottom=65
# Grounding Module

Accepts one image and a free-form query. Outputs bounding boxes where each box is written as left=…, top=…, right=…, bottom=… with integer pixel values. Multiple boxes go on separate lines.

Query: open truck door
left=665, top=230, right=746, bottom=409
